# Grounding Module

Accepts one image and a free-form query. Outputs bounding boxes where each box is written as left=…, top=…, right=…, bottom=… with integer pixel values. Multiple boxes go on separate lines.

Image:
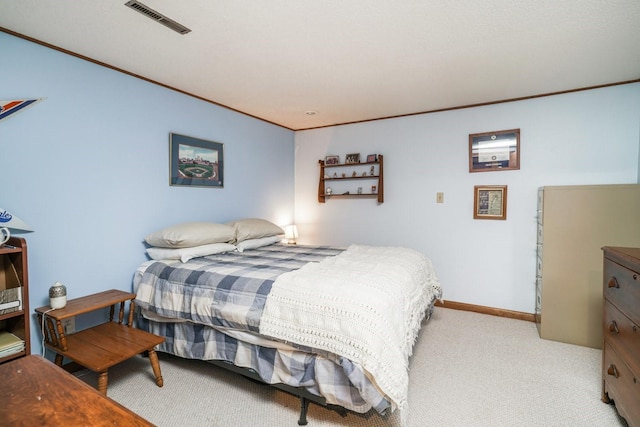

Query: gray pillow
left=145, top=222, right=235, bottom=248
left=226, top=218, right=284, bottom=243
left=235, top=235, right=282, bottom=252
left=146, top=242, right=237, bottom=262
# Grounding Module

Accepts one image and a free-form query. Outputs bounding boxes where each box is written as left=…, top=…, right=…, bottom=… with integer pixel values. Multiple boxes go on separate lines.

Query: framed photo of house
left=325, top=155, right=340, bottom=165
left=170, top=133, right=224, bottom=188
left=474, top=185, right=507, bottom=220
left=469, top=129, right=520, bottom=173
left=345, top=153, right=360, bottom=164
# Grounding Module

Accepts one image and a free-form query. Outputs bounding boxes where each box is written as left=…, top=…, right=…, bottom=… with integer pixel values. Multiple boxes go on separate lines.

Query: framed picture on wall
left=325, top=155, right=340, bottom=165
left=474, top=185, right=507, bottom=220
left=170, top=133, right=224, bottom=188
left=469, top=129, right=520, bottom=173
left=345, top=153, right=360, bottom=164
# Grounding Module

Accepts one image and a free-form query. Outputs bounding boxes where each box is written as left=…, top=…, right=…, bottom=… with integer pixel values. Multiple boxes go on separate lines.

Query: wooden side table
left=35, top=289, right=165, bottom=395
left=0, top=355, right=153, bottom=426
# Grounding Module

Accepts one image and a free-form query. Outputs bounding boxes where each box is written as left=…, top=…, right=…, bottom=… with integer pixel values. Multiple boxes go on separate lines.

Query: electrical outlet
left=62, top=317, right=75, bottom=334
left=436, top=192, right=444, bottom=203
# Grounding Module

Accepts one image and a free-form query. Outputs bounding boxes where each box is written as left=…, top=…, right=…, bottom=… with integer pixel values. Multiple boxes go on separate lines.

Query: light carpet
left=75, top=307, right=628, bottom=426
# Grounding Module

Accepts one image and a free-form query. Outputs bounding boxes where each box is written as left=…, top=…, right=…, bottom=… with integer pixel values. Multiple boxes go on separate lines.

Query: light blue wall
left=295, top=83, right=640, bottom=314
left=0, top=33, right=295, bottom=354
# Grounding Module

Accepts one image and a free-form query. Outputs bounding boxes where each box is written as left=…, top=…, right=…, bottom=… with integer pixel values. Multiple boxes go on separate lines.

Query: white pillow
left=146, top=242, right=237, bottom=262
left=145, top=222, right=235, bottom=248
left=235, top=235, right=282, bottom=253
left=226, top=218, right=284, bottom=243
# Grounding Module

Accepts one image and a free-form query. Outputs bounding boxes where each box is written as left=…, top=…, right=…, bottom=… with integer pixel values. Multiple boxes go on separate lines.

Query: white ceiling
left=1, top=1, right=639, bottom=130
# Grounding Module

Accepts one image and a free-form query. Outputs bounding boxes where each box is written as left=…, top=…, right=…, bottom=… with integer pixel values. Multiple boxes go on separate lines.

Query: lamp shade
left=284, top=224, right=299, bottom=244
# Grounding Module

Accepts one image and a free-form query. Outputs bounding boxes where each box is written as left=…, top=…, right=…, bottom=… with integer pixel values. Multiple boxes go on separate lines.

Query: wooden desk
left=0, top=355, right=153, bottom=426
left=35, top=289, right=164, bottom=395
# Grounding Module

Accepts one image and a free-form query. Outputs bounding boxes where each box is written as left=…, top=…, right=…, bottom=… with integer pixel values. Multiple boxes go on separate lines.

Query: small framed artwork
left=345, top=153, right=360, bottom=164
left=474, top=185, right=507, bottom=220
left=366, top=154, right=377, bottom=163
left=325, top=155, right=340, bottom=165
left=170, top=133, right=224, bottom=188
left=469, top=129, right=520, bottom=173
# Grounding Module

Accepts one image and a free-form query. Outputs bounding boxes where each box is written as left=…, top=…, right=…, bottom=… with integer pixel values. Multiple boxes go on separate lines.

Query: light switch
left=436, top=192, right=444, bottom=203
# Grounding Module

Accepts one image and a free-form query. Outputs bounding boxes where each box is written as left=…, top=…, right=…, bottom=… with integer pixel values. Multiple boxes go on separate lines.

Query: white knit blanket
left=259, top=244, right=442, bottom=410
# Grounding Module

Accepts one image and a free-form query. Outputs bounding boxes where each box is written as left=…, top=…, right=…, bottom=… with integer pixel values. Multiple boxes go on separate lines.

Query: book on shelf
left=0, top=331, right=25, bottom=356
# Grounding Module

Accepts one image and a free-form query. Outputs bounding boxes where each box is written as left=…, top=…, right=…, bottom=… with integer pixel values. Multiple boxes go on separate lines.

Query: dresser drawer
left=536, top=255, right=543, bottom=278
left=536, top=243, right=543, bottom=259
left=603, top=342, right=640, bottom=427
left=604, top=259, right=640, bottom=326
left=536, top=222, right=543, bottom=243
left=537, top=188, right=543, bottom=212
left=604, top=300, right=640, bottom=375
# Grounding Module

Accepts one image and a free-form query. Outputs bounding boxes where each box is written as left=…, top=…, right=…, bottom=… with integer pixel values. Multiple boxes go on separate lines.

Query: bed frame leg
left=298, top=397, right=309, bottom=426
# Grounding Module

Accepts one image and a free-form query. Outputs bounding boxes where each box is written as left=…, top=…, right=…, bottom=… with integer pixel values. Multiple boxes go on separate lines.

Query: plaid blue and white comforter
left=134, top=244, right=343, bottom=333
left=133, top=243, right=437, bottom=414
left=135, top=314, right=391, bottom=414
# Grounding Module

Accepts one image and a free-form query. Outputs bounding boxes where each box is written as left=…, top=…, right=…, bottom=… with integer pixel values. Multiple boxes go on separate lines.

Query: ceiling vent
left=125, top=1, right=191, bottom=35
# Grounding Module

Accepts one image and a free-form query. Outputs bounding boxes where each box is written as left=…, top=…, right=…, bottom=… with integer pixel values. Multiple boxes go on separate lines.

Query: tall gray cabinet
left=536, top=184, right=640, bottom=348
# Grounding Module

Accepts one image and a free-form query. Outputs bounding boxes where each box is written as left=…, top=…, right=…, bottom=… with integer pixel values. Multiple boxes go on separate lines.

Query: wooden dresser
left=602, top=246, right=640, bottom=427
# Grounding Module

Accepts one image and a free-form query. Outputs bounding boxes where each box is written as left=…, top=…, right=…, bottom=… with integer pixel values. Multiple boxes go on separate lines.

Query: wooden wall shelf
left=318, top=154, right=384, bottom=203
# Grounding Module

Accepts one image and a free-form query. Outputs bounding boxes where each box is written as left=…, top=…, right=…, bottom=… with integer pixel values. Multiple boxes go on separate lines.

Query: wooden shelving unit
left=0, top=237, right=30, bottom=364
left=318, top=154, right=384, bottom=203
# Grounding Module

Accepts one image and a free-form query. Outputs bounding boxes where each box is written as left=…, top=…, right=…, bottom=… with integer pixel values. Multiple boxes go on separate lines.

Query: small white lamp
left=284, top=224, right=299, bottom=245
left=0, top=208, right=33, bottom=246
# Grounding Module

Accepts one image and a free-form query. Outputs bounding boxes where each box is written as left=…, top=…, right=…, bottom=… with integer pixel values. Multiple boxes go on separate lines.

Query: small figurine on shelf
left=326, top=187, right=333, bottom=195
left=362, top=171, right=367, bottom=177
left=371, top=185, right=377, bottom=194
left=333, top=172, right=337, bottom=178
left=352, top=171, right=357, bottom=177
left=370, top=166, right=375, bottom=176
left=341, top=172, right=346, bottom=178
left=357, top=187, right=363, bottom=194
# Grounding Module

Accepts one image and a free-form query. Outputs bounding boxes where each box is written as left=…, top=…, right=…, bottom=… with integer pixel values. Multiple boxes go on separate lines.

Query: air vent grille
left=125, top=1, right=191, bottom=35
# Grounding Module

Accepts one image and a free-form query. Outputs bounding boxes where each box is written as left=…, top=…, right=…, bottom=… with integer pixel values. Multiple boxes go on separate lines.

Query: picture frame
left=469, top=129, right=520, bottom=173
left=366, top=154, right=377, bottom=163
left=170, top=133, right=224, bottom=188
left=345, top=153, right=360, bottom=164
left=474, top=185, right=507, bottom=220
left=325, top=155, right=340, bottom=165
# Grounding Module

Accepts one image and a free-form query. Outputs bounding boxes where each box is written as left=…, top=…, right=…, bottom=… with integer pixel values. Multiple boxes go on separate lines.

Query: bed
left=132, top=221, right=442, bottom=425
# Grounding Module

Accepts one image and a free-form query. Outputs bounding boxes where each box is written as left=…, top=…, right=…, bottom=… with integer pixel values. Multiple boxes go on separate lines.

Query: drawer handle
left=634, top=274, right=638, bottom=281
left=608, top=277, right=619, bottom=289
left=608, top=321, right=619, bottom=334
left=607, top=365, right=619, bottom=378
